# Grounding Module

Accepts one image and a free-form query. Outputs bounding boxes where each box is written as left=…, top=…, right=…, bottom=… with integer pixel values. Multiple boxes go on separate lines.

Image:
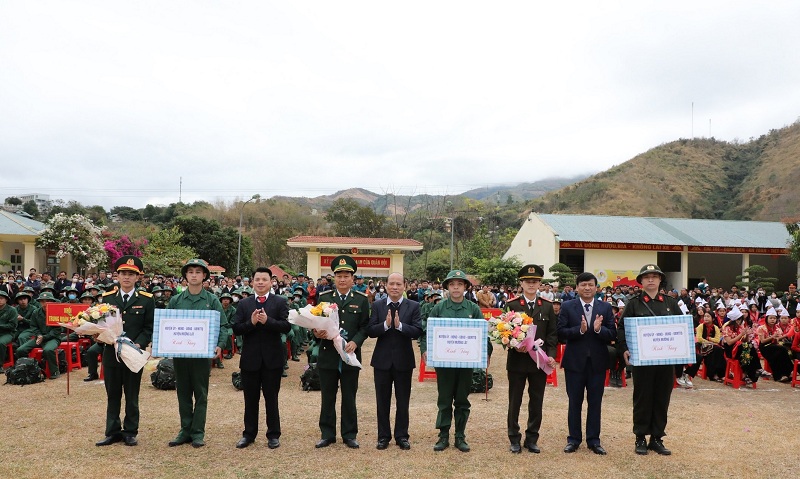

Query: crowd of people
left=2, top=259, right=799, bottom=455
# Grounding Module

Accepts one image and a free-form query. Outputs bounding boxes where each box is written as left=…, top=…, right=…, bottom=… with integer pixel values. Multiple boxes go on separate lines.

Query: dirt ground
left=2, top=340, right=798, bottom=479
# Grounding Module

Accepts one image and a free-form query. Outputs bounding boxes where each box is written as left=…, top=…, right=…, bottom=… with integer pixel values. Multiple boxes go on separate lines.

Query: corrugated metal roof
left=0, top=210, right=45, bottom=236
left=537, top=214, right=790, bottom=249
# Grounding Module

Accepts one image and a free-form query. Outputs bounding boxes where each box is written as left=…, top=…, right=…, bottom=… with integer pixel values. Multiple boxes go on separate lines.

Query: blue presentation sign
left=624, top=315, right=695, bottom=366
left=426, top=318, right=488, bottom=369
left=152, top=309, right=221, bottom=358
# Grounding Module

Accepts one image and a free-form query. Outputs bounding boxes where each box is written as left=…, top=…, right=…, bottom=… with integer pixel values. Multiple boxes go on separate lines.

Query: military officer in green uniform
left=13, top=290, right=39, bottom=347
left=15, top=291, right=62, bottom=378
left=313, top=255, right=370, bottom=449
left=61, top=285, right=80, bottom=303
left=420, top=269, right=483, bottom=453
left=215, top=293, right=235, bottom=367
left=95, top=256, right=154, bottom=446
left=289, top=287, right=307, bottom=361
left=0, top=290, right=18, bottom=372
left=152, top=285, right=169, bottom=309
left=617, top=264, right=679, bottom=456
left=167, top=258, right=226, bottom=448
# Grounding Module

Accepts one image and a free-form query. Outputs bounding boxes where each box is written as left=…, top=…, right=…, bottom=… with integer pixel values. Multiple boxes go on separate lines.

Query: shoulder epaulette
left=138, top=291, right=153, bottom=298
left=538, top=297, right=552, bottom=303
left=354, top=290, right=368, bottom=297
left=102, top=288, right=118, bottom=297
left=319, top=290, right=333, bottom=296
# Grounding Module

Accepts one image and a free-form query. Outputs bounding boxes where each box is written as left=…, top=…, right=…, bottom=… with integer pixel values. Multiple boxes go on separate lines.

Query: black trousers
left=374, top=367, right=413, bottom=441
left=507, top=368, right=547, bottom=445
left=631, top=365, right=673, bottom=438
left=565, top=358, right=605, bottom=446
left=241, top=367, right=283, bottom=440
left=318, top=367, right=360, bottom=440
left=103, top=354, right=143, bottom=438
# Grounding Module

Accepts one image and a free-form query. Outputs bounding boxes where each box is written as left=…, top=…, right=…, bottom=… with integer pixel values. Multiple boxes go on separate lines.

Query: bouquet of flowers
left=489, top=311, right=553, bottom=375
left=60, top=303, right=150, bottom=373
left=288, top=302, right=362, bottom=369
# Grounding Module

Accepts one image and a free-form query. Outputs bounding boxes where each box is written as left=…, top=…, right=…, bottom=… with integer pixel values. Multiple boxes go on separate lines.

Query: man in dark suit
left=232, top=266, right=291, bottom=449
left=367, top=272, right=422, bottom=450
left=557, top=272, right=616, bottom=455
left=96, top=256, right=154, bottom=447
left=313, top=255, right=370, bottom=449
left=505, top=264, right=558, bottom=454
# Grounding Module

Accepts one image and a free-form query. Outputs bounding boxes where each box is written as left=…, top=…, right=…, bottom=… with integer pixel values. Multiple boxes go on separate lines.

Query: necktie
left=585, top=303, right=590, bottom=313
left=528, top=301, right=535, bottom=309
left=257, top=296, right=265, bottom=303
left=390, top=301, right=400, bottom=311
left=123, top=293, right=129, bottom=306
left=340, top=294, right=347, bottom=302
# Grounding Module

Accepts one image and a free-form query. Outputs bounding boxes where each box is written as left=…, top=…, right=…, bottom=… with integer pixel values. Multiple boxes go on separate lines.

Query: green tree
left=325, top=198, right=386, bottom=237
left=5, top=196, right=22, bottom=206
left=735, top=265, right=778, bottom=293
left=474, top=256, right=522, bottom=286
left=140, top=227, right=197, bottom=276
left=546, top=262, right=576, bottom=287
left=172, top=216, right=252, bottom=275
left=424, top=248, right=452, bottom=282
left=22, top=200, right=39, bottom=218
left=110, top=206, right=142, bottom=221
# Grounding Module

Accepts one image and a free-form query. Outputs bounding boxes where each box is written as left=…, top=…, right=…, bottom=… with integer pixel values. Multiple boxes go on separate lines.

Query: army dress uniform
left=616, top=264, right=680, bottom=455
left=98, top=257, right=155, bottom=444
left=505, top=265, right=558, bottom=452
left=167, top=259, right=226, bottom=447
left=421, top=270, right=484, bottom=451
left=316, top=256, right=370, bottom=446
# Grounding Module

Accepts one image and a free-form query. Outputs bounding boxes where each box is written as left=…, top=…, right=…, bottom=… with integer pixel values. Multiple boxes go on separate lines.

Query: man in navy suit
left=232, top=266, right=291, bottom=449
left=367, top=272, right=422, bottom=450
left=557, top=272, right=616, bottom=455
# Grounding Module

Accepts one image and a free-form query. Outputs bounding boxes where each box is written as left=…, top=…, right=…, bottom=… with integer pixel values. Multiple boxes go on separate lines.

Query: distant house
left=0, top=210, right=46, bottom=274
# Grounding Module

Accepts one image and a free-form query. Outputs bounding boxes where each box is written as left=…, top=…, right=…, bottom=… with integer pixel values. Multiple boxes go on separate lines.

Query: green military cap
left=136, top=286, right=147, bottom=292
left=292, top=287, right=307, bottom=298
left=297, top=272, right=305, bottom=277
left=429, top=291, right=442, bottom=299
left=219, top=292, right=233, bottom=301
left=231, top=288, right=243, bottom=297
left=518, top=264, right=544, bottom=281
left=151, top=285, right=163, bottom=293
left=243, top=286, right=254, bottom=295
left=86, top=284, right=100, bottom=292
left=331, top=255, right=357, bottom=274
left=80, top=291, right=94, bottom=300
left=181, top=258, right=210, bottom=279
left=22, top=286, right=35, bottom=294
left=37, top=291, right=58, bottom=302
left=636, top=263, right=665, bottom=284
left=115, top=255, right=144, bottom=274
left=40, top=282, right=56, bottom=292
left=15, top=290, right=33, bottom=300
left=442, top=269, right=471, bottom=289
left=62, top=285, right=78, bottom=293
left=0, top=290, right=9, bottom=300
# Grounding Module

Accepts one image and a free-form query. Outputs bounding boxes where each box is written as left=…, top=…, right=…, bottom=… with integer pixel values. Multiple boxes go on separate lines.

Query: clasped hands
left=384, top=309, right=400, bottom=329
left=580, top=314, right=603, bottom=334
left=251, top=308, right=268, bottom=325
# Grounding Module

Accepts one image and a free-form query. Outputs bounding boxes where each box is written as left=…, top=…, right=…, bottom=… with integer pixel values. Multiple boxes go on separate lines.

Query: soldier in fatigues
left=167, top=259, right=226, bottom=448
left=95, top=256, right=154, bottom=446
left=15, top=292, right=62, bottom=378
left=313, top=255, right=370, bottom=449
left=0, top=290, right=18, bottom=373
left=421, top=270, right=483, bottom=453
left=13, top=290, right=38, bottom=348
left=617, top=264, right=679, bottom=456
left=219, top=293, right=236, bottom=360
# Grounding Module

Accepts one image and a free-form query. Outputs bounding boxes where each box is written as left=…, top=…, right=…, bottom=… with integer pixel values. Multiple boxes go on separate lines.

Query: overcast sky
left=2, top=1, right=799, bottom=210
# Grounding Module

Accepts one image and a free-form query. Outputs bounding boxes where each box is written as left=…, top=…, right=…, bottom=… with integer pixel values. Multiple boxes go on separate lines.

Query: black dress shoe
left=343, top=438, right=360, bottom=449
left=396, top=439, right=411, bottom=450
left=510, top=442, right=522, bottom=454
left=123, top=436, right=138, bottom=446
left=268, top=438, right=280, bottom=449
left=376, top=439, right=390, bottom=450
left=191, top=440, right=205, bottom=448
left=635, top=436, right=648, bottom=455
left=96, top=435, right=122, bottom=447
left=315, top=438, right=335, bottom=448
left=236, top=437, right=254, bottom=449
left=648, top=437, right=671, bottom=455
left=563, top=443, right=579, bottom=453
left=83, top=374, right=99, bottom=382
left=588, top=444, right=607, bottom=455
left=168, top=437, right=192, bottom=447
left=524, top=443, right=541, bottom=453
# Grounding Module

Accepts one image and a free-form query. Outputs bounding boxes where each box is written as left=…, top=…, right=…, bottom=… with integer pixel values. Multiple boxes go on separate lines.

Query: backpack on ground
left=469, top=368, right=493, bottom=393
left=150, top=358, right=176, bottom=390
left=5, top=357, right=45, bottom=385
left=300, top=363, right=321, bottom=391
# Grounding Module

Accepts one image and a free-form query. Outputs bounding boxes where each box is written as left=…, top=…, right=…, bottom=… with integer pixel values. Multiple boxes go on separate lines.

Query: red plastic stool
left=724, top=359, right=755, bottom=389
left=3, top=343, right=13, bottom=369
left=697, top=362, right=708, bottom=380
left=546, top=368, right=558, bottom=387
left=555, top=343, right=566, bottom=363
left=98, top=354, right=104, bottom=380
left=791, top=360, right=799, bottom=388
left=58, top=341, right=81, bottom=371
left=28, top=347, right=52, bottom=378
left=418, top=357, right=437, bottom=382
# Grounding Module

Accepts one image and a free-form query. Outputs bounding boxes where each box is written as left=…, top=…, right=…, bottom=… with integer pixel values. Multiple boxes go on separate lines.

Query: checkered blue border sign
left=426, top=318, right=488, bottom=368
left=152, top=309, right=220, bottom=358
left=625, top=315, right=695, bottom=366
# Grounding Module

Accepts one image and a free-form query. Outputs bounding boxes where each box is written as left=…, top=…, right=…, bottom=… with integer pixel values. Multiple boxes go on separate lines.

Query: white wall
left=585, top=250, right=656, bottom=273
left=503, top=213, right=558, bottom=268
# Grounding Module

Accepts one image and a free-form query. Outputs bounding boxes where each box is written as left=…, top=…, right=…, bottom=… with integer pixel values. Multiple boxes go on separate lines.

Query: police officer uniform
left=314, top=255, right=370, bottom=449
left=616, top=264, right=678, bottom=456
left=96, top=256, right=155, bottom=446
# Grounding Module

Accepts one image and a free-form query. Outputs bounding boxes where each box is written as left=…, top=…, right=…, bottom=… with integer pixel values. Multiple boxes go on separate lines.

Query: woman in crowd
left=756, top=308, right=794, bottom=382
left=683, top=312, right=725, bottom=382
left=722, top=309, right=760, bottom=386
